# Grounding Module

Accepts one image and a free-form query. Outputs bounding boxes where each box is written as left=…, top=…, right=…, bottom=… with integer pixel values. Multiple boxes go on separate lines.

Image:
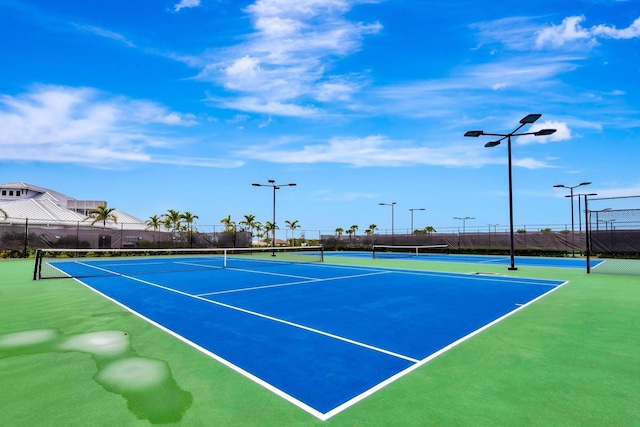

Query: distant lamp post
left=594, top=208, right=612, bottom=232
left=409, top=208, right=426, bottom=233
left=453, top=216, right=474, bottom=233
left=252, top=180, right=296, bottom=254
left=379, top=202, right=397, bottom=240
left=465, top=113, right=557, bottom=270
left=554, top=182, right=591, bottom=233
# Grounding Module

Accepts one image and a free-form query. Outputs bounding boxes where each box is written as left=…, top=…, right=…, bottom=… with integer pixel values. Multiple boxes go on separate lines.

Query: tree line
left=82, top=206, right=302, bottom=246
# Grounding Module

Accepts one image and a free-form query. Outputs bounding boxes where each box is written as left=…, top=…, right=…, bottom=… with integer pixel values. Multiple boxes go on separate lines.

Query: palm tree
left=85, top=205, right=118, bottom=229
left=253, top=221, right=263, bottom=245
left=239, top=214, right=257, bottom=234
left=345, top=228, right=354, bottom=245
left=162, top=209, right=182, bottom=232
left=220, top=215, right=235, bottom=232
left=145, top=214, right=162, bottom=231
left=264, top=221, right=278, bottom=245
left=285, top=219, right=300, bottom=246
left=424, top=226, right=437, bottom=234
left=367, top=224, right=377, bottom=235
left=335, top=227, right=344, bottom=240
left=348, top=224, right=358, bottom=245
left=239, top=214, right=258, bottom=246
left=181, top=212, right=199, bottom=247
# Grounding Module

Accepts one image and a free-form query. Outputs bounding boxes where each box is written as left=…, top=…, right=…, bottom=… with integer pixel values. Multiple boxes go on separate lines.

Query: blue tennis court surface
left=327, top=251, right=602, bottom=269
left=53, top=258, right=566, bottom=420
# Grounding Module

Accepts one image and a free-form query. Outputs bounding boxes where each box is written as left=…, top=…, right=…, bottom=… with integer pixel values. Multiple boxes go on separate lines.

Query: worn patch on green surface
left=0, top=328, right=192, bottom=424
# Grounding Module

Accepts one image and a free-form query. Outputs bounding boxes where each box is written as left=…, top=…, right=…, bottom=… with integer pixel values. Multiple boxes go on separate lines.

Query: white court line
left=377, top=267, right=561, bottom=287
left=477, top=257, right=510, bottom=264
left=197, top=270, right=392, bottom=297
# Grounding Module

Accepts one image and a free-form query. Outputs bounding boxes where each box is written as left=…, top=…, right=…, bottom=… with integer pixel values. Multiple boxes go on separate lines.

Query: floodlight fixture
left=520, top=113, right=541, bottom=124
left=464, top=130, right=484, bottom=137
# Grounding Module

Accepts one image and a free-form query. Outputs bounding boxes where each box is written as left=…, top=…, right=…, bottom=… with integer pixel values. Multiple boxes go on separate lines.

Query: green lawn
left=1, top=258, right=638, bottom=426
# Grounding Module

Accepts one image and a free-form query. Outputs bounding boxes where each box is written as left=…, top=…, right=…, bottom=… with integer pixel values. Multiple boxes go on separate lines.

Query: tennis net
left=33, top=246, right=324, bottom=280
left=372, top=244, right=449, bottom=259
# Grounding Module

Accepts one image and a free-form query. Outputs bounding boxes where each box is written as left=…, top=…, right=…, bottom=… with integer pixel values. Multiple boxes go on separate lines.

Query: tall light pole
left=465, top=113, right=556, bottom=270
left=554, top=182, right=591, bottom=233
left=379, top=202, right=397, bottom=241
left=252, top=180, right=296, bottom=254
left=453, top=216, right=474, bottom=233
left=581, top=193, right=598, bottom=273
left=409, top=208, right=425, bottom=233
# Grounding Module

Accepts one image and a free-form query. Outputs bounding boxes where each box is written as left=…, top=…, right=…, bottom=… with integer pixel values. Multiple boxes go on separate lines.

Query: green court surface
left=1, top=257, right=638, bottom=426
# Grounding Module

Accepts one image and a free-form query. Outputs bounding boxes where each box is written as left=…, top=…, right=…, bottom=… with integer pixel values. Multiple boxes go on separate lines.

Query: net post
left=320, top=246, right=324, bottom=262
left=33, top=249, right=42, bottom=280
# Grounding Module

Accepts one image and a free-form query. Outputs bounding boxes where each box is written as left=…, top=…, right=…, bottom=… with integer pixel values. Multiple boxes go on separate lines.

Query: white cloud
left=0, top=85, right=241, bottom=168
left=516, top=121, right=572, bottom=145
left=535, top=15, right=640, bottom=49
left=213, top=96, right=320, bottom=117
left=592, top=17, right=640, bottom=39
left=173, top=0, right=201, bottom=12
left=195, top=0, right=382, bottom=115
left=234, top=135, right=526, bottom=168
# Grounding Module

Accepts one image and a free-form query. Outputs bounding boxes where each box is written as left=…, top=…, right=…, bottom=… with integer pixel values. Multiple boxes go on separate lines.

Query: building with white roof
left=0, top=181, right=148, bottom=230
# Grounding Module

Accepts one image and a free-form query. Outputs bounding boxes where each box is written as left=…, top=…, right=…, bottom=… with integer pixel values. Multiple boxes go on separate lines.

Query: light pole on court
left=465, top=114, right=557, bottom=270
left=252, top=180, right=296, bottom=255
left=554, top=182, right=591, bottom=233
left=379, top=202, right=397, bottom=242
left=409, top=208, right=425, bottom=233
left=580, top=193, right=598, bottom=273
left=453, top=216, right=474, bottom=233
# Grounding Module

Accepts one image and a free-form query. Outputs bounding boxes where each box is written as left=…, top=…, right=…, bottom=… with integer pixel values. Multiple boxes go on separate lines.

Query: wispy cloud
left=0, top=85, right=241, bottom=168
left=470, top=16, right=543, bottom=51
left=194, top=0, right=382, bottom=116
left=359, top=55, right=580, bottom=122
left=233, top=134, right=548, bottom=168
left=71, top=24, right=137, bottom=47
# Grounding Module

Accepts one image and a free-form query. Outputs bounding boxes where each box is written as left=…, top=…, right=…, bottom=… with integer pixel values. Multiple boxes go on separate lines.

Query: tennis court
left=38, top=249, right=565, bottom=420
left=3, top=250, right=639, bottom=426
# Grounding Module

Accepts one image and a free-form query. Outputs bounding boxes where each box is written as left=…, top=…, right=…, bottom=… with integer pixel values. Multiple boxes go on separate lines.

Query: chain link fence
left=0, top=221, right=251, bottom=257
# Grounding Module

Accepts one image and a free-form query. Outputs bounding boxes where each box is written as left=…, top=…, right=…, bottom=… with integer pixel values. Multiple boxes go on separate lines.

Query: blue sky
left=1, top=0, right=639, bottom=236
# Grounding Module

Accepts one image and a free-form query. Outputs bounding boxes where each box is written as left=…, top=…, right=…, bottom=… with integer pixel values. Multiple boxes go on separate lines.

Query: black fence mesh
left=321, top=230, right=587, bottom=253
left=0, top=222, right=251, bottom=257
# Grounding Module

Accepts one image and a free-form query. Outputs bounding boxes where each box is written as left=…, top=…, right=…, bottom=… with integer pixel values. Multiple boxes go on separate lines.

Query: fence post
left=23, top=218, right=29, bottom=258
